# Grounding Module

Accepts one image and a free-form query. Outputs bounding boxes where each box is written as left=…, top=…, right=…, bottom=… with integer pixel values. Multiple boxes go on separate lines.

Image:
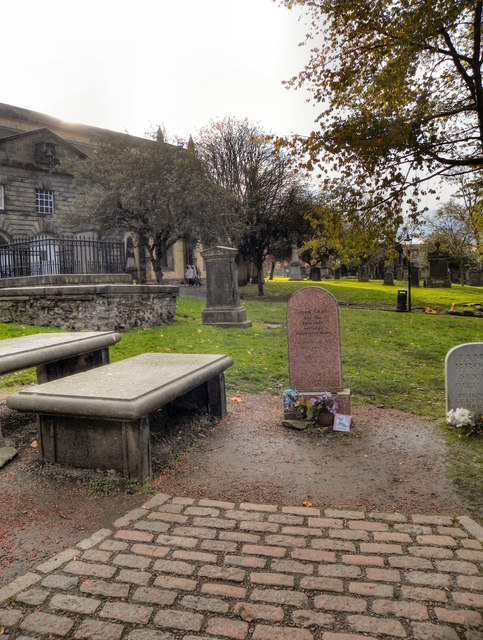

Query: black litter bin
left=396, top=289, right=408, bottom=312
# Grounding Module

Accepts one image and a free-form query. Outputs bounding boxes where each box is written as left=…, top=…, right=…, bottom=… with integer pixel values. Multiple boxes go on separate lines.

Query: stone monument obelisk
left=201, top=246, right=252, bottom=328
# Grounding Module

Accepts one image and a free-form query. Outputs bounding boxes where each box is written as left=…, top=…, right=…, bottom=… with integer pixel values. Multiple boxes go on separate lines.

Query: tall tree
left=452, top=177, right=483, bottom=263
left=279, top=0, right=483, bottom=221
left=423, top=187, right=482, bottom=282
left=301, top=185, right=399, bottom=273
left=63, top=131, right=235, bottom=282
left=196, top=117, right=309, bottom=295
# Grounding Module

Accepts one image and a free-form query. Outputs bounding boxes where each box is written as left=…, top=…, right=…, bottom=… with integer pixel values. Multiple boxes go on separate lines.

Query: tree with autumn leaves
left=196, top=117, right=313, bottom=295
left=300, top=184, right=399, bottom=275
left=422, top=176, right=483, bottom=280
left=63, top=130, right=235, bottom=282
left=279, top=0, right=483, bottom=231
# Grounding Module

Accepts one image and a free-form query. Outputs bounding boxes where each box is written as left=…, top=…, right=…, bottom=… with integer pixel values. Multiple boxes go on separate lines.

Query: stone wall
left=0, top=273, right=132, bottom=288
left=0, top=284, right=179, bottom=331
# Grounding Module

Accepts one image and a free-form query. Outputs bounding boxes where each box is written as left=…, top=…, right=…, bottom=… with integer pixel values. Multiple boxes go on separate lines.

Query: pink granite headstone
left=287, top=287, right=343, bottom=392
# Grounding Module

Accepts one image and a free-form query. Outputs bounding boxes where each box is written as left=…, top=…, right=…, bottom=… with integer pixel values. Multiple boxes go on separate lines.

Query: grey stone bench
left=7, top=352, right=234, bottom=482
left=0, top=331, right=121, bottom=383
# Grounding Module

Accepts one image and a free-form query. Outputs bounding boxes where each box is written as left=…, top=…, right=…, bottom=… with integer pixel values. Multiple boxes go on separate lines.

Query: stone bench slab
left=7, top=352, right=234, bottom=482
left=0, top=331, right=121, bottom=375
left=7, top=353, right=234, bottom=421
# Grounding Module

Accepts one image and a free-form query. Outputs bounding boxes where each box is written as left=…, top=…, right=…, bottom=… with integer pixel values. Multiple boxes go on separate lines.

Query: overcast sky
left=2, top=0, right=317, bottom=140
left=2, top=0, right=452, bottom=213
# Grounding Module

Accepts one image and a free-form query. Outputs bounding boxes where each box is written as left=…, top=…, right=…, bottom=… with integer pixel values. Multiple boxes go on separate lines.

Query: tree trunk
left=137, top=233, right=147, bottom=283
left=152, top=253, right=164, bottom=283
left=237, top=256, right=249, bottom=286
left=145, top=239, right=164, bottom=283
left=269, top=260, right=275, bottom=280
left=460, top=260, right=465, bottom=286
left=257, top=265, right=265, bottom=296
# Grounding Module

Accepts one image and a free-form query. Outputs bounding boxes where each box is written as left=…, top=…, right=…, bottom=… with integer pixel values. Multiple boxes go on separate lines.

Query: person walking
left=185, top=264, right=194, bottom=286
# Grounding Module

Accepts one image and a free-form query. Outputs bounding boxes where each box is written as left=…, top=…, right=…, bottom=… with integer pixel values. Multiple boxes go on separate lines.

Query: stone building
left=0, top=102, right=203, bottom=283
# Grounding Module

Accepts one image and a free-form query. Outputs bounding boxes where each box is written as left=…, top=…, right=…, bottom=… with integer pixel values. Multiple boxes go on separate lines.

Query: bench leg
left=36, top=347, right=111, bottom=383
left=38, top=413, right=152, bottom=483
left=207, top=372, right=227, bottom=418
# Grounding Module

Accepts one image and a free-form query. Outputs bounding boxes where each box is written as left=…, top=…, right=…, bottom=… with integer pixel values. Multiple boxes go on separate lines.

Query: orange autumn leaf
left=231, top=396, right=243, bottom=403
left=302, top=500, right=313, bottom=507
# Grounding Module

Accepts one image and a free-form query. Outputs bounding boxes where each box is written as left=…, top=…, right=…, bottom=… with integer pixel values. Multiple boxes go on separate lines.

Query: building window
left=0, top=185, right=4, bottom=210
left=36, top=189, right=54, bottom=214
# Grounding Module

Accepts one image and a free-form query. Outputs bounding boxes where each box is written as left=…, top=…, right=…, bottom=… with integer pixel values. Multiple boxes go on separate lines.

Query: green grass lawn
left=0, top=281, right=480, bottom=413
left=242, top=276, right=483, bottom=313
left=0, top=278, right=481, bottom=515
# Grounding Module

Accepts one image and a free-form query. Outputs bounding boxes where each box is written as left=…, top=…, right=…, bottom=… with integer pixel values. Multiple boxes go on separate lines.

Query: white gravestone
left=445, top=342, right=483, bottom=420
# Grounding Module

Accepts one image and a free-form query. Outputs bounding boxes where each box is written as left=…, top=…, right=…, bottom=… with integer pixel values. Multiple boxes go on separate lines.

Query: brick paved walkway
left=1, top=493, right=482, bottom=639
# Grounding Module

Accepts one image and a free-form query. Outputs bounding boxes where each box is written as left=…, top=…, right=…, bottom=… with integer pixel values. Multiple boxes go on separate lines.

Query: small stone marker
left=287, top=286, right=350, bottom=413
left=445, top=342, right=483, bottom=419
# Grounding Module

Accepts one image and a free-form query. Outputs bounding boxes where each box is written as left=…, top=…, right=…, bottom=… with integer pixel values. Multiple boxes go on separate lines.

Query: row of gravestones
left=286, top=286, right=482, bottom=423
left=200, top=248, right=481, bottom=422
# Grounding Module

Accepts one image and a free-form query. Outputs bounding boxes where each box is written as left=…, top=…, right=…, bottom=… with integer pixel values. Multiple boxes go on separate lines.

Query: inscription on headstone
left=287, top=287, right=343, bottom=392
left=445, top=342, right=483, bottom=419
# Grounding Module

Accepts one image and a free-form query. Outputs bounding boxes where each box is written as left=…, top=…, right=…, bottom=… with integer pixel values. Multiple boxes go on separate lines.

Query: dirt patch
left=156, top=394, right=473, bottom=515
left=0, top=393, right=476, bottom=588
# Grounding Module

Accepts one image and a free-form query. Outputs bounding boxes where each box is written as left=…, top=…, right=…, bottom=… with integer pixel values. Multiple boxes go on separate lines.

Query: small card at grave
left=445, top=342, right=483, bottom=419
left=287, top=287, right=343, bottom=392
left=333, top=413, right=352, bottom=432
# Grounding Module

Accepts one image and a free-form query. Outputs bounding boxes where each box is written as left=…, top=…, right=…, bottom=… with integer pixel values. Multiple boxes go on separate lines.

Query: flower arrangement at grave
left=446, top=408, right=483, bottom=437
left=283, top=389, right=339, bottom=426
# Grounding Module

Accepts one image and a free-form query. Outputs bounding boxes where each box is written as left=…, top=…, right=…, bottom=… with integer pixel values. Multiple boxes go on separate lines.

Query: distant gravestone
left=427, top=244, right=451, bottom=288
left=409, top=264, right=420, bottom=287
left=310, top=267, right=321, bottom=281
left=384, top=270, right=395, bottom=286
left=320, top=257, right=331, bottom=279
left=445, top=343, right=483, bottom=420
left=287, top=287, right=350, bottom=413
left=468, top=270, right=481, bottom=287
left=289, top=245, right=302, bottom=281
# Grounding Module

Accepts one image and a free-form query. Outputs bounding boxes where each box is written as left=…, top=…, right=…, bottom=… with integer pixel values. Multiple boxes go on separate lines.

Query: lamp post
left=404, top=232, right=412, bottom=312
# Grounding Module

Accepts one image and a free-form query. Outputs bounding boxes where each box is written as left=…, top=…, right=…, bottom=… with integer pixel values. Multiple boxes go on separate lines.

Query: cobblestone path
left=1, top=493, right=482, bottom=639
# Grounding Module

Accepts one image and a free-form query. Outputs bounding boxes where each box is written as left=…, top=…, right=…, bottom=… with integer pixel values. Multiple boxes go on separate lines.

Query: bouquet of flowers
left=446, top=408, right=474, bottom=429
left=283, top=389, right=338, bottom=424
left=283, top=388, right=301, bottom=413
left=308, top=393, right=339, bottom=419
left=446, top=408, right=483, bottom=437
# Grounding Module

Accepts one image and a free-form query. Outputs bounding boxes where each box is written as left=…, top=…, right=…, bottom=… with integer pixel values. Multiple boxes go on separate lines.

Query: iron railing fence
left=0, top=237, right=125, bottom=278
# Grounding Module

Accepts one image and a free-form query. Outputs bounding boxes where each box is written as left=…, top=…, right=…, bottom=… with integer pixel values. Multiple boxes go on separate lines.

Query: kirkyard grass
left=0, top=277, right=481, bottom=514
